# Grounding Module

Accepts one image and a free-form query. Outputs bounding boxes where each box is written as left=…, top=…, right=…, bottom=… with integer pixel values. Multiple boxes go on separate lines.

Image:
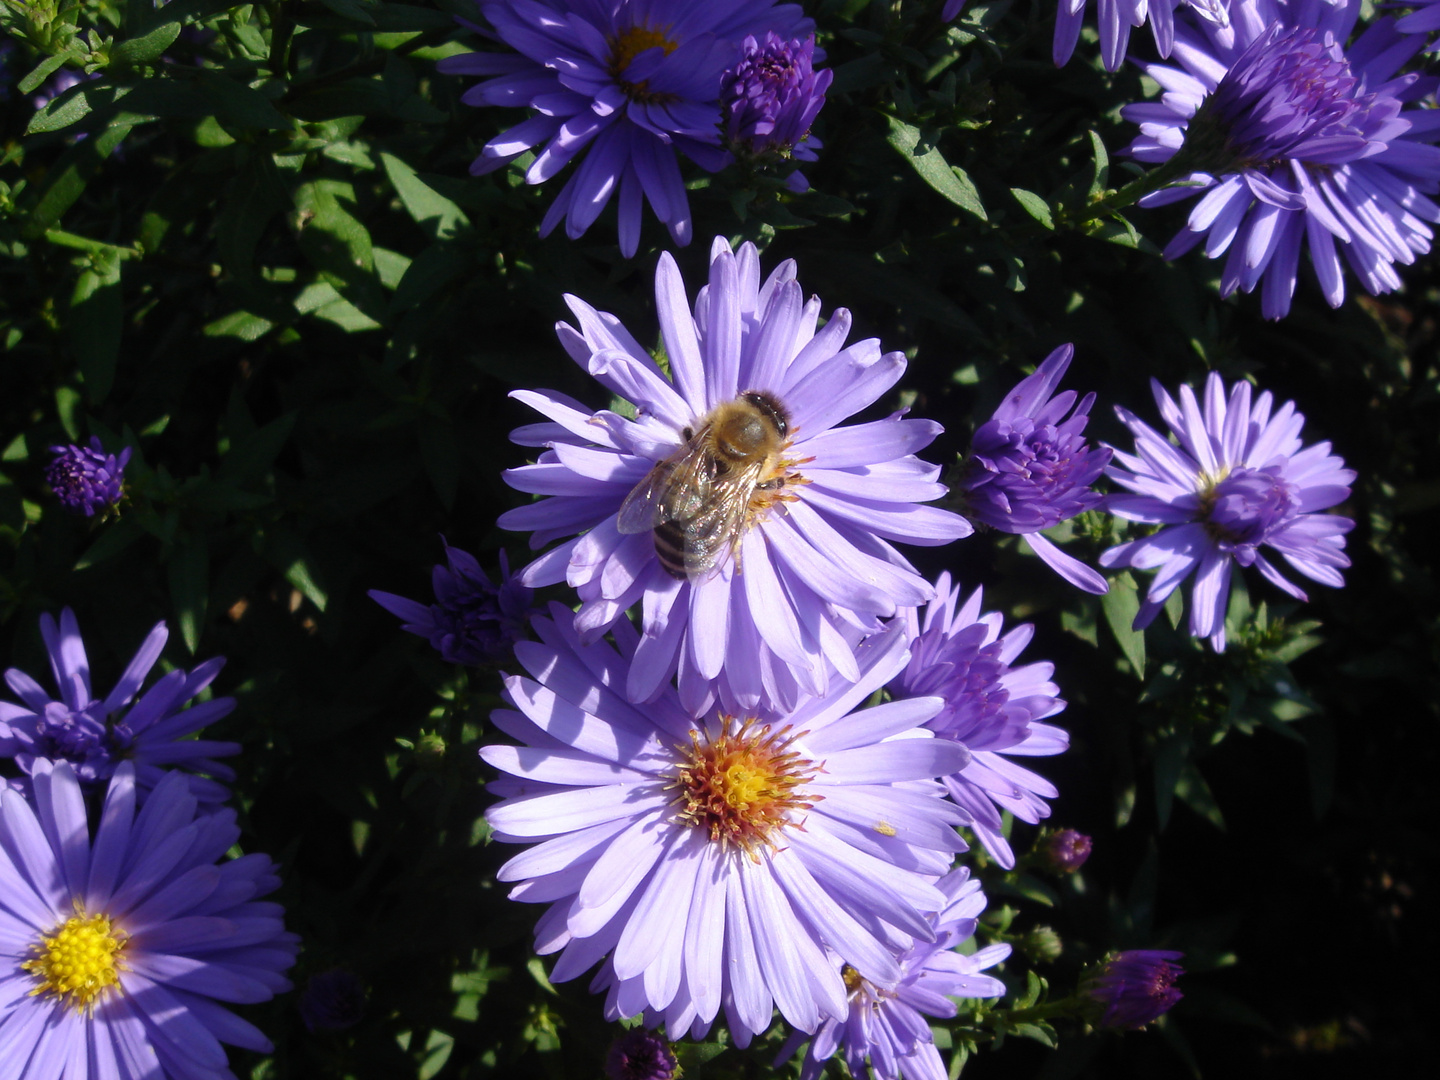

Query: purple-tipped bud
left=45, top=438, right=131, bottom=517
left=300, top=969, right=366, bottom=1032
left=956, top=346, right=1112, bottom=593
left=720, top=32, right=831, bottom=186
left=1086, top=950, right=1185, bottom=1029
left=370, top=541, right=534, bottom=665
left=604, top=1029, right=678, bottom=1080
left=1042, top=828, right=1093, bottom=873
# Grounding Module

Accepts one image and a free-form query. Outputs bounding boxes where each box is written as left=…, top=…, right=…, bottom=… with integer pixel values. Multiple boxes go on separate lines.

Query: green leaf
left=1175, top=762, right=1226, bottom=831
left=380, top=153, right=470, bottom=239
left=390, top=242, right=470, bottom=315
left=195, top=69, right=291, bottom=131
left=1153, top=735, right=1185, bottom=831
left=884, top=115, right=987, bottom=221
left=168, top=538, right=210, bottom=654
left=1101, top=573, right=1146, bottom=677
left=75, top=517, right=143, bottom=571
left=1088, top=129, right=1110, bottom=196
left=18, top=54, right=70, bottom=96
left=69, top=249, right=124, bottom=404
left=28, top=81, right=128, bottom=135
left=215, top=152, right=290, bottom=281
left=218, top=413, right=297, bottom=486
left=23, top=123, right=133, bottom=238
left=418, top=416, right=459, bottom=510
left=204, top=310, right=276, bottom=340
left=1010, top=187, right=1054, bottom=229
left=111, top=21, right=183, bottom=67
left=319, top=0, right=378, bottom=24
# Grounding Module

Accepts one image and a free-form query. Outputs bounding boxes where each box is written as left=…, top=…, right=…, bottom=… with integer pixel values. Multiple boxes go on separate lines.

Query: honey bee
left=617, top=391, right=792, bottom=579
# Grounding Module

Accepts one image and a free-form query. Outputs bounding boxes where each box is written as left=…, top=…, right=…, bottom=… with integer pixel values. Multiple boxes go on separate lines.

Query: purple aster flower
left=942, top=1, right=966, bottom=22
left=501, top=237, right=971, bottom=716
left=482, top=604, right=971, bottom=1046
left=0, top=608, right=240, bottom=802
left=0, top=760, right=299, bottom=1078
left=1100, top=373, right=1355, bottom=650
left=605, top=1029, right=679, bottom=1080
left=45, top=438, right=131, bottom=517
left=1084, top=950, right=1184, bottom=1028
left=439, top=1, right=811, bottom=256
left=299, top=969, right=367, bottom=1032
left=1040, top=827, right=1092, bottom=873
left=720, top=33, right=831, bottom=191
left=1122, top=1, right=1440, bottom=319
left=890, top=572, right=1068, bottom=870
left=1053, top=0, right=1227, bottom=73
left=954, top=346, right=1112, bottom=594
left=777, top=868, right=1010, bottom=1080
left=369, top=540, right=534, bottom=665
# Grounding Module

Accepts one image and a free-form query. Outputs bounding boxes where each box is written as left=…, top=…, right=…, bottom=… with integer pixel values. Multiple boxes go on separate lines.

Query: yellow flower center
left=608, top=25, right=680, bottom=103
left=22, top=910, right=127, bottom=1013
left=670, top=717, right=820, bottom=859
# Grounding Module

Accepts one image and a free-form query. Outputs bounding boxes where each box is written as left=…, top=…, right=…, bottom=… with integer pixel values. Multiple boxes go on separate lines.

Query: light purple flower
left=45, top=438, right=131, bottom=517
left=1053, top=0, right=1218, bottom=73
left=439, top=0, right=811, bottom=256
left=1100, top=373, right=1355, bottom=650
left=0, top=760, right=298, bottom=1079
left=1, top=609, right=239, bottom=802
left=369, top=540, right=534, bottom=665
left=1084, top=950, right=1184, bottom=1028
left=890, top=573, right=1068, bottom=870
left=481, top=604, right=970, bottom=1046
left=955, top=345, right=1111, bottom=594
left=720, top=32, right=831, bottom=191
left=777, top=868, right=1010, bottom=1080
left=1122, top=1, right=1440, bottom=319
left=1396, top=1, right=1440, bottom=37
left=500, top=237, right=971, bottom=716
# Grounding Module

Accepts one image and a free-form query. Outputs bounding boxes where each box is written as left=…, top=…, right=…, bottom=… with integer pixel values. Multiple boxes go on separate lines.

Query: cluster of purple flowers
left=440, top=0, right=831, bottom=254
left=0, top=611, right=299, bottom=1077
left=471, top=236, right=1211, bottom=1075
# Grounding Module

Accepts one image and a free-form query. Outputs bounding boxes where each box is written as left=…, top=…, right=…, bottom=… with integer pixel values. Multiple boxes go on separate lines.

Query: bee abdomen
left=653, top=524, right=691, bottom=578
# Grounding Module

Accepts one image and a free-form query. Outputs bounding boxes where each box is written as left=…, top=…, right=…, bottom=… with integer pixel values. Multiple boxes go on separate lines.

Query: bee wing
left=677, top=458, right=770, bottom=576
left=616, top=443, right=715, bottom=534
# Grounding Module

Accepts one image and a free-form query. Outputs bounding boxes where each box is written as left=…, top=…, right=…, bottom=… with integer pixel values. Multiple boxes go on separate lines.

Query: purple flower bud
left=1086, top=950, right=1185, bottom=1029
left=604, top=1029, right=678, bottom=1080
left=299, top=969, right=366, bottom=1032
left=370, top=541, right=534, bottom=665
left=719, top=32, right=831, bottom=186
left=956, top=346, right=1112, bottom=593
left=1042, top=828, right=1093, bottom=873
left=45, top=438, right=131, bottom=517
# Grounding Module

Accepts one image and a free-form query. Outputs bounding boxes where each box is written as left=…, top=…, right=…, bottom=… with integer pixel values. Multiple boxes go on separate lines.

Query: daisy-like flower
left=719, top=33, right=831, bottom=191
left=481, top=604, right=970, bottom=1045
left=777, top=869, right=1011, bottom=1080
left=1122, top=1, right=1440, bottom=319
left=1083, top=950, right=1185, bottom=1028
left=954, top=345, right=1112, bottom=595
left=1, top=609, right=239, bottom=802
left=500, top=237, right=971, bottom=716
left=889, top=573, right=1068, bottom=870
left=369, top=540, right=534, bottom=665
left=45, top=438, right=131, bottom=517
left=0, top=760, right=298, bottom=1079
left=1052, top=0, right=1233, bottom=73
left=1100, top=373, right=1355, bottom=650
left=439, top=0, right=811, bottom=256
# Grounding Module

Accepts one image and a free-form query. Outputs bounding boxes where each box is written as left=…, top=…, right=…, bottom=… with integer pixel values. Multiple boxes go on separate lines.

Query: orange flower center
left=670, top=717, right=820, bottom=859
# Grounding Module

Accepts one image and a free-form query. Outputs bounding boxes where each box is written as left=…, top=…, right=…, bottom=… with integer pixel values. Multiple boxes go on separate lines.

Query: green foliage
left=1, top=1, right=1435, bottom=1078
